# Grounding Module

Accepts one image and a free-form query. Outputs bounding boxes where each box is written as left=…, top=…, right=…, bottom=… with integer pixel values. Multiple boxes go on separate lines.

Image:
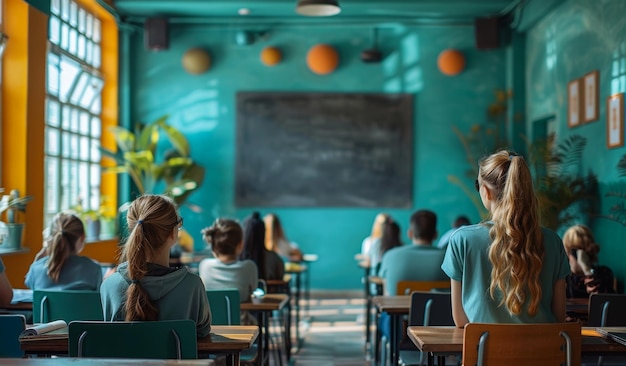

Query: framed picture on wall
left=607, top=93, right=624, bottom=149
left=568, top=78, right=582, bottom=128
left=583, top=70, right=599, bottom=123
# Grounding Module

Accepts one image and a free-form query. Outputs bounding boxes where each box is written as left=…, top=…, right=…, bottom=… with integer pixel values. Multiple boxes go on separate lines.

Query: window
left=45, top=0, right=103, bottom=224
left=0, top=0, right=4, bottom=184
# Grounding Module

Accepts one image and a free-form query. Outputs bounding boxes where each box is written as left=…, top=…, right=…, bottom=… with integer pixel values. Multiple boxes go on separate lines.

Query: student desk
left=0, top=359, right=216, bottom=365
left=407, top=326, right=626, bottom=366
left=19, top=325, right=258, bottom=366
left=372, top=295, right=410, bottom=366
left=241, top=294, right=289, bottom=366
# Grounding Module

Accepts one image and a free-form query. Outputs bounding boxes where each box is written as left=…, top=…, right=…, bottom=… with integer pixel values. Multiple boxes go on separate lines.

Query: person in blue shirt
left=25, top=213, right=102, bottom=291
left=441, top=150, right=570, bottom=327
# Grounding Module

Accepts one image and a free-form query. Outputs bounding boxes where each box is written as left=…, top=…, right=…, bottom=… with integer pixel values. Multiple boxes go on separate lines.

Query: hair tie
left=130, top=279, right=140, bottom=284
left=137, top=220, right=144, bottom=225
left=509, top=155, right=515, bottom=160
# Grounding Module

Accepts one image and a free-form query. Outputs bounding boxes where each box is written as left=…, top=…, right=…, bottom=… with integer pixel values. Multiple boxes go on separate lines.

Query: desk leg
left=389, top=313, right=399, bottom=366
left=294, top=272, right=302, bottom=349
left=284, top=299, right=292, bottom=360
left=234, top=352, right=240, bottom=366
left=374, top=309, right=381, bottom=366
left=428, top=352, right=434, bottom=366
left=263, top=311, right=270, bottom=366
left=304, top=264, right=310, bottom=319
left=364, top=267, right=371, bottom=359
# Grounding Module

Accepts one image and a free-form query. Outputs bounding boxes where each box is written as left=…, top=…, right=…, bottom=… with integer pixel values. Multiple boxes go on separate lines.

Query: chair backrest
left=396, top=280, right=450, bottom=295
left=33, top=290, right=103, bottom=323
left=588, top=293, right=626, bottom=326
left=0, top=314, right=26, bottom=358
left=68, top=320, right=197, bottom=359
left=408, top=291, right=454, bottom=326
left=206, top=288, right=241, bottom=325
left=463, top=322, right=582, bottom=366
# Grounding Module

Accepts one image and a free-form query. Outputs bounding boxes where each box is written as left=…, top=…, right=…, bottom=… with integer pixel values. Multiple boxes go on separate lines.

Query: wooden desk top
left=20, top=325, right=258, bottom=355
left=240, top=293, right=289, bottom=312
left=407, top=326, right=626, bottom=355
left=0, top=359, right=215, bottom=365
left=284, top=263, right=307, bottom=274
left=372, top=295, right=410, bottom=314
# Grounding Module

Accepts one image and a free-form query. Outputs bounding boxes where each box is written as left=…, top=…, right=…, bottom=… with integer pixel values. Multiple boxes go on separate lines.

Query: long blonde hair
left=480, top=150, right=544, bottom=316
left=264, top=213, right=285, bottom=251
left=370, top=213, right=389, bottom=239
left=44, top=213, right=85, bottom=282
left=122, top=194, right=179, bottom=321
left=562, top=224, right=599, bottom=264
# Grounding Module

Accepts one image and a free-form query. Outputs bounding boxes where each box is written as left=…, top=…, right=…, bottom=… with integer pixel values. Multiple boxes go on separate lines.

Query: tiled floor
left=285, top=291, right=369, bottom=366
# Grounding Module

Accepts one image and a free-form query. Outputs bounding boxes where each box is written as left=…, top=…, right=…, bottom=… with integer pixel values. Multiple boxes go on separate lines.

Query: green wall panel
left=127, top=24, right=507, bottom=289
left=527, top=0, right=626, bottom=291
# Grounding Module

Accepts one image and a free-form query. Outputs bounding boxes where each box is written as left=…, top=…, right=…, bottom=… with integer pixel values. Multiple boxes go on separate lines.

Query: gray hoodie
left=100, top=262, right=211, bottom=337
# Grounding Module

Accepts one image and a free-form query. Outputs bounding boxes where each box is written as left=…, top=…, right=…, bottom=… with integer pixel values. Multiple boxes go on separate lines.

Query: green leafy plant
left=526, top=133, right=597, bottom=231
left=0, top=188, right=34, bottom=224
left=100, top=115, right=205, bottom=211
left=602, top=154, right=626, bottom=226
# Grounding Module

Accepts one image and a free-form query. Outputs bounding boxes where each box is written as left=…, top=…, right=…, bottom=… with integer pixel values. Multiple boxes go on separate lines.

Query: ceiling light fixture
left=295, top=0, right=341, bottom=17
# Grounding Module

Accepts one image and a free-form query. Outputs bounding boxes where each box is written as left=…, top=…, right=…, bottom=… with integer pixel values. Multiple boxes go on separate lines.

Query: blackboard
left=235, top=92, right=414, bottom=208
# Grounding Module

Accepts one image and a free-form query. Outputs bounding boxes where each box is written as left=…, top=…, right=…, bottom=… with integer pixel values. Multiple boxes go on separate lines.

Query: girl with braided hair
left=442, top=150, right=570, bottom=327
left=25, top=212, right=102, bottom=290
left=100, top=194, right=211, bottom=337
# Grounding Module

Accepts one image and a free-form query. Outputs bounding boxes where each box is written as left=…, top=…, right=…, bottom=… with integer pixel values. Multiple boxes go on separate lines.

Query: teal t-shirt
left=441, top=223, right=570, bottom=323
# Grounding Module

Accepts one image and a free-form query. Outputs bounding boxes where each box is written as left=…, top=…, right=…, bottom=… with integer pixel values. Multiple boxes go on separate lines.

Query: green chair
left=206, top=288, right=241, bottom=325
left=33, top=290, right=103, bottom=323
left=0, top=314, right=26, bottom=358
left=68, top=320, right=197, bottom=359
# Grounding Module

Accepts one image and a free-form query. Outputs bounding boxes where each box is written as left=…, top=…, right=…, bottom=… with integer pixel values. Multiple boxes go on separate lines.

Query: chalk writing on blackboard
left=235, top=92, right=413, bottom=208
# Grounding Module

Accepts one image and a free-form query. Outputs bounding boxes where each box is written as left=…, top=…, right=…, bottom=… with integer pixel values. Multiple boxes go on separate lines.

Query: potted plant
left=0, top=188, right=34, bottom=249
left=71, top=196, right=117, bottom=241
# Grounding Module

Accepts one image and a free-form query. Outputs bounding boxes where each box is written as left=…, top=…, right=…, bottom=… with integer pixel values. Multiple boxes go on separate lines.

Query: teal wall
left=526, top=0, right=626, bottom=291
left=127, top=24, right=507, bottom=289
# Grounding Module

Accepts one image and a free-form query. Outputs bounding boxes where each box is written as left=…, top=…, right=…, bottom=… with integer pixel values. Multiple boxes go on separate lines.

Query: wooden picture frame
left=583, top=70, right=599, bottom=123
left=568, top=78, right=582, bottom=128
left=607, top=93, right=624, bottom=149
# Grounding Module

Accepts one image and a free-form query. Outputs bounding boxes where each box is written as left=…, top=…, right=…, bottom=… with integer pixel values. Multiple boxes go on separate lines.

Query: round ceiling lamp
left=437, top=49, right=465, bottom=76
left=306, top=44, right=339, bottom=75
left=182, top=48, right=211, bottom=75
left=295, top=0, right=341, bottom=16
left=260, top=46, right=282, bottom=66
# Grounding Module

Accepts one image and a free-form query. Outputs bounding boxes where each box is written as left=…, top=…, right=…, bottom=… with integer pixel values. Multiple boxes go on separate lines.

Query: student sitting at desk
left=25, top=213, right=102, bottom=291
left=240, top=212, right=284, bottom=281
left=368, top=216, right=403, bottom=276
left=198, top=218, right=258, bottom=302
left=441, top=150, right=570, bottom=327
left=264, top=213, right=303, bottom=262
left=100, top=194, right=211, bottom=337
left=0, top=257, right=13, bottom=306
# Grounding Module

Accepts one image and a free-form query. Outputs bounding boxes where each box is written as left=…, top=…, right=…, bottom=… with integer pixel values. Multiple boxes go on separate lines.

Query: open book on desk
left=596, top=327, right=626, bottom=347
left=20, top=320, right=68, bottom=340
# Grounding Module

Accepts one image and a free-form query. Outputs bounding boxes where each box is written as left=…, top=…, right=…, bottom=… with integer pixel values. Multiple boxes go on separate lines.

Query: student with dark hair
left=264, top=213, right=303, bottom=262
left=25, top=213, right=102, bottom=291
left=198, top=218, right=258, bottom=302
left=0, top=257, right=13, bottom=306
left=436, top=215, right=471, bottom=249
left=240, top=212, right=284, bottom=281
left=442, top=150, right=570, bottom=327
left=100, top=194, right=211, bottom=337
left=378, top=209, right=447, bottom=296
left=368, top=217, right=403, bottom=275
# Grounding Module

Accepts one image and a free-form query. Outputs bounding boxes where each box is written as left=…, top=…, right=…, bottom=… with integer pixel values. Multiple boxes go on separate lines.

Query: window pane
left=61, top=0, right=69, bottom=21
left=47, top=53, right=60, bottom=96
left=61, top=23, right=69, bottom=50
left=85, top=40, right=92, bottom=64
left=91, top=137, right=101, bottom=160
left=46, top=157, right=60, bottom=211
left=51, top=0, right=60, bottom=15
left=81, top=76, right=103, bottom=110
left=47, top=99, right=60, bottom=127
left=70, top=133, right=79, bottom=159
left=92, top=44, right=101, bottom=68
left=80, top=136, right=89, bottom=160
left=49, top=16, right=60, bottom=45
left=78, top=162, right=89, bottom=205
left=68, top=28, right=77, bottom=55
left=69, top=1, right=77, bottom=27
left=46, top=128, right=60, bottom=156
left=59, top=58, right=80, bottom=102
left=69, top=71, right=88, bottom=105
left=91, top=94, right=101, bottom=115
left=62, top=105, right=71, bottom=130
left=78, top=8, right=85, bottom=33
left=79, top=111, right=89, bottom=134
left=91, top=116, right=101, bottom=137
left=92, top=18, right=101, bottom=43
left=70, top=108, right=79, bottom=133
left=85, top=13, right=92, bottom=38
left=61, top=131, right=71, bottom=157
left=77, top=34, right=85, bottom=60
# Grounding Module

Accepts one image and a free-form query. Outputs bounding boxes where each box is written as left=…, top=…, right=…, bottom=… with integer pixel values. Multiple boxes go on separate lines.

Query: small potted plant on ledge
left=0, top=188, right=34, bottom=250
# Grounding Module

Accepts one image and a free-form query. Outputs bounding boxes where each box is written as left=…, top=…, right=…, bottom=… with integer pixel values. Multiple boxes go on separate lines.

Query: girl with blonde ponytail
left=441, top=150, right=570, bottom=327
left=100, top=194, right=211, bottom=337
left=25, top=213, right=102, bottom=290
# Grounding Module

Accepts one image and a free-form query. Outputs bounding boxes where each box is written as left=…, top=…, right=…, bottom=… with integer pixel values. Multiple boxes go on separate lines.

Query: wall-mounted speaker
left=144, top=17, right=169, bottom=51
left=474, top=17, right=500, bottom=50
